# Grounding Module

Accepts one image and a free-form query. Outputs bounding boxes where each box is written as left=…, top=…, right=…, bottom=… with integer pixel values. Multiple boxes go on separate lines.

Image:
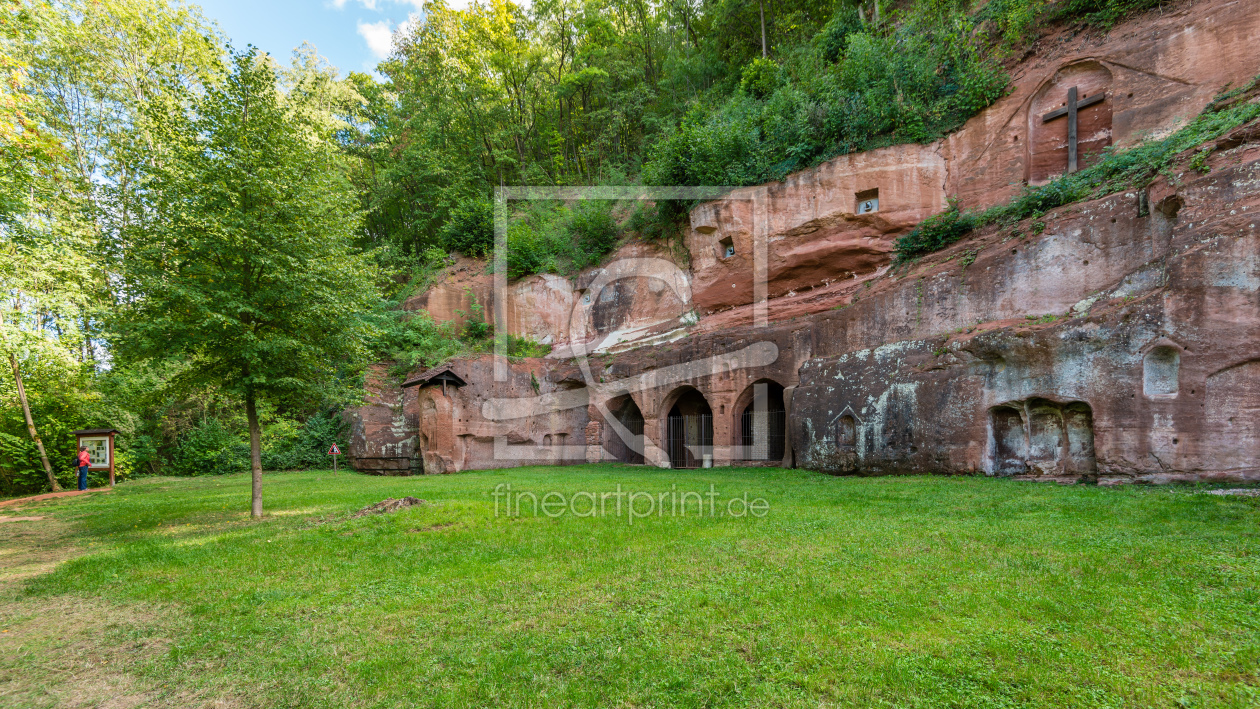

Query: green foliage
left=440, top=198, right=495, bottom=257
left=377, top=310, right=468, bottom=375
left=507, top=335, right=552, bottom=358
left=461, top=302, right=492, bottom=342
left=117, top=48, right=381, bottom=512
left=167, top=419, right=249, bottom=476
left=502, top=201, right=622, bottom=279
left=643, top=8, right=1009, bottom=188
left=120, top=49, right=380, bottom=405
left=164, top=410, right=350, bottom=476
left=1050, top=0, right=1169, bottom=28
left=355, top=0, right=1176, bottom=266
left=815, top=7, right=864, bottom=64
left=568, top=201, right=619, bottom=263
left=896, top=79, right=1260, bottom=260
left=739, top=57, right=780, bottom=99
left=978, top=0, right=1169, bottom=45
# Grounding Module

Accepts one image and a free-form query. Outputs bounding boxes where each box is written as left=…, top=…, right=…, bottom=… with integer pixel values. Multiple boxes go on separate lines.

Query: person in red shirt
left=77, top=446, right=90, bottom=491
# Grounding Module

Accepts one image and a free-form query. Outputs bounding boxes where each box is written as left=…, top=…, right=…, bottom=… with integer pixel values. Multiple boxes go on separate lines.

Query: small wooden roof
left=72, top=428, right=119, bottom=436
left=401, top=366, right=467, bottom=389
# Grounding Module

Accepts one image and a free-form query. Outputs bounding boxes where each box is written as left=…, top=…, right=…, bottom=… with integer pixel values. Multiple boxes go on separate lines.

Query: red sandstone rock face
left=688, top=142, right=945, bottom=314
left=404, top=242, right=691, bottom=351
left=790, top=141, right=1260, bottom=483
left=344, top=364, right=416, bottom=474
left=404, top=356, right=591, bottom=473
left=684, top=0, right=1260, bottom=319
left=946, top=0, right=1260, bottom=209
left=402, top=256, right=493, bottom=331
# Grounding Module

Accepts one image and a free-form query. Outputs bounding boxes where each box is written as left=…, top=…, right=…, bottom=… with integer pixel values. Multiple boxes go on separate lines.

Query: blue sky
left=191, top=0, right=450, bottom=76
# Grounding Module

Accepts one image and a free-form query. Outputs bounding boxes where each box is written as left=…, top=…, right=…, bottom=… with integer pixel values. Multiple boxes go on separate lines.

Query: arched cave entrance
left=989, top=399, right=1096, bottom=476
left=604, top=394, right=645, bottom=465
left=733, top=380, right=786, bottom=462
left=664, top=387, right=713, bottom=469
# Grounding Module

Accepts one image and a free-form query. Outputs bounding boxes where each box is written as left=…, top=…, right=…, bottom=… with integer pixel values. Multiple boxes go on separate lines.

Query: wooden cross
left=1041, top=86, right=1105, bottom=174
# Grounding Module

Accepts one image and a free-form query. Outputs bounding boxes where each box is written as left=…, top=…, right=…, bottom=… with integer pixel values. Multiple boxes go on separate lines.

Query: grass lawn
left=0, top=466, right=1257, bottom=708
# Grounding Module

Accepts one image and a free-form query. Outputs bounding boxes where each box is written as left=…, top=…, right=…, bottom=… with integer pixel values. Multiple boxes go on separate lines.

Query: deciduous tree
left=120, top=49, right=378, bottom=517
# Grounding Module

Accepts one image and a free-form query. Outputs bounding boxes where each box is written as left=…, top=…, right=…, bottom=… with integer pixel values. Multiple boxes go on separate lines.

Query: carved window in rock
left=855, top=188, right=879, bottom=215
left=1144, top=346, right=1180, bottom=397
left=719, top=236, right=735, bottom=259
left=1028, top=62, right=1113, bottom=184
left=837, top=414, right=857, bottom=449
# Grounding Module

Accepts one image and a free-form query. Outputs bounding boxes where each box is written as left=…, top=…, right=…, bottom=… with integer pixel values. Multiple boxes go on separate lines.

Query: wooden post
left=108, top=432, right=115, bottom=487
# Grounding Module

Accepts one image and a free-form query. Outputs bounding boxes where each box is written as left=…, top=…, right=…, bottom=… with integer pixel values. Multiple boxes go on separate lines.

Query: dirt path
left=0, top=491, right=237, bottom=708
left=0, top=488, right=112, bottom=510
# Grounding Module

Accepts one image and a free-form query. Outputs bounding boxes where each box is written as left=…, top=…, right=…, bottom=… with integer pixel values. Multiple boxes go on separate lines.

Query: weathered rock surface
left=686, top=0, right=1260, bottom=319
left=345, top=364, right=416, bottom=474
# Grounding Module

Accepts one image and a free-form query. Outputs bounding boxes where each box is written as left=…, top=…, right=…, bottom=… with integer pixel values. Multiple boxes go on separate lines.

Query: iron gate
left=667, top=414, right=713, bottom=469
left=739, top=409, right=786, bottom=461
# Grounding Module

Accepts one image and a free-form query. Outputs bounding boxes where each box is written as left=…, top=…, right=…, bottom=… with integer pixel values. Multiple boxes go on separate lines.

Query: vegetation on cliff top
left=363, top=0, right=1186, bottom=269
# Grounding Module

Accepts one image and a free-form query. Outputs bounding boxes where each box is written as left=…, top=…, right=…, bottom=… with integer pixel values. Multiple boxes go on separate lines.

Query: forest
left=0, top=0, right=1169, bottom=496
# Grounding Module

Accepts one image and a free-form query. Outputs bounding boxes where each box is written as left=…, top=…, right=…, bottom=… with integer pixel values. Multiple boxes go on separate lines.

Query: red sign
left=328, top=444, right=341, bottom=455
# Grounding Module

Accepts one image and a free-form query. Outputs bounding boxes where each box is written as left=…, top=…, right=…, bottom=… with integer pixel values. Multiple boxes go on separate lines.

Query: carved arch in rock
left=1028, top=61, right=1114, bottom=184
left=660, top=386, right=714, bottom=469
left=987, top=398, right=1096, bottom=477
left=731, top=379, right=786, bottom=462
left=1204, top=360, right=1260, bottom=471
left=1143, top=344, right=1182, bottom=397
left=603, top=393, right=646, bottom=465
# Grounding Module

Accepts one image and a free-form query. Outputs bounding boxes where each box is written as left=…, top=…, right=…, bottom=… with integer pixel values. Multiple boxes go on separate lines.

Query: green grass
left=4, top=466, right=1260, bottom=707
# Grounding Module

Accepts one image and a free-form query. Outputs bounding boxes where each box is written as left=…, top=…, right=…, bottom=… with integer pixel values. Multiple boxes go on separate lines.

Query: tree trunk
left=759, top=0, right=767, bottom=58
left=9, top=352, right=60, bottom=492
left=246, top=390, right=263, bottom=518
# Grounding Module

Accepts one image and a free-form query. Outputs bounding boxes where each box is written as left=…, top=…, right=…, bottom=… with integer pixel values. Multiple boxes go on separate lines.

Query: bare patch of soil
left=351, top=496, right=427, bottom=518
left=1205, top=488, right=1260, bottom=497
left=409, top=522, right=456, bottom=533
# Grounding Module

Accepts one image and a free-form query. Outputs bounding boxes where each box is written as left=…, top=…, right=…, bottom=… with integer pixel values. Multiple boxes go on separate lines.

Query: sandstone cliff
left=348, top=0, right=1260, bottom=483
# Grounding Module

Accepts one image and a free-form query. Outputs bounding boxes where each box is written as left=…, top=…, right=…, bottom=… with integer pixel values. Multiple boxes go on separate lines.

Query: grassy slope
left=2, top=467, right=1258, bottom=708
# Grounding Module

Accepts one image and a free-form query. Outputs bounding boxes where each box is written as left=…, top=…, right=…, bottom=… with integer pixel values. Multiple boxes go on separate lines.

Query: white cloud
left=335, top=0, right=479, bottom=11
left=357, top=19, right=394, bottom=59
left=357, top=13, right=423, bottom=60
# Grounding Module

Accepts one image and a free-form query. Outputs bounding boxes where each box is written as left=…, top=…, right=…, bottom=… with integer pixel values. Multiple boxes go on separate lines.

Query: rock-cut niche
left=989, top=399, right=1096, bottom=476
left=1143, top=346, right=1180, bottom=397
left=1028, top=61, right=1113, bottom=184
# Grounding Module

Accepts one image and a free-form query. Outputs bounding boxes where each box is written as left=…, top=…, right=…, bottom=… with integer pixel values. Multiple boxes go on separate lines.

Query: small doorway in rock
left=1063, top=402, right=1096, bottom=474
left=665, top=388, right=713, bottom=469
left=1144, top=346, right=1180, bottom=397
left=837, top=414, right=857, bottom=449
